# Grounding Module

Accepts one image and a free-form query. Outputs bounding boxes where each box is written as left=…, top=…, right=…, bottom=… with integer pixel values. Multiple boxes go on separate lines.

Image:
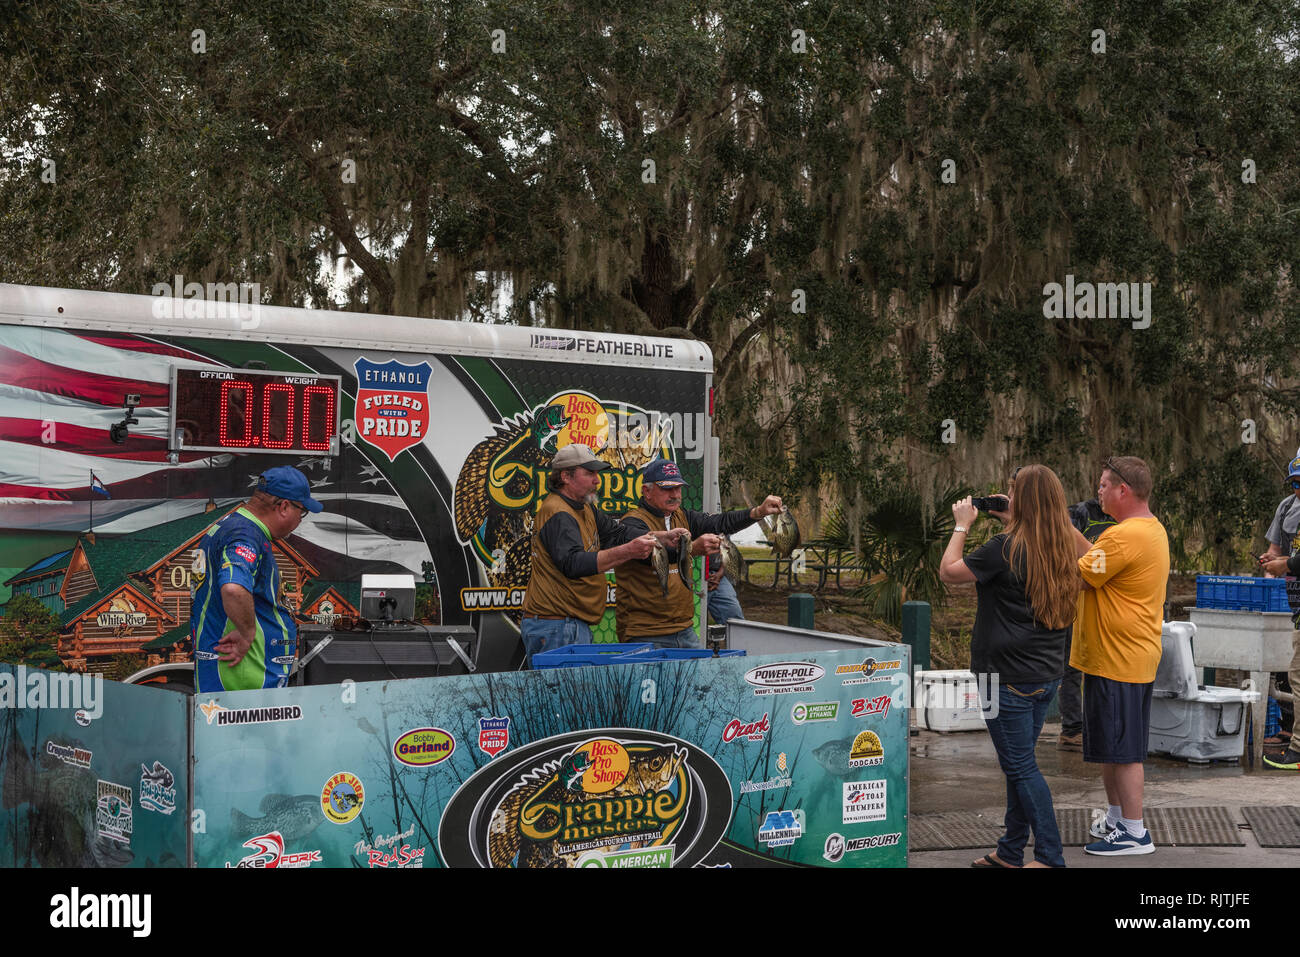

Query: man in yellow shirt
left=1068, top=456, right=1170, bottom=857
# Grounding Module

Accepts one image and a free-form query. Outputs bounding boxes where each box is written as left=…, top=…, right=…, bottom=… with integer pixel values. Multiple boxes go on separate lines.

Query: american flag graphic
left=0, top=326, right=429, bottom=579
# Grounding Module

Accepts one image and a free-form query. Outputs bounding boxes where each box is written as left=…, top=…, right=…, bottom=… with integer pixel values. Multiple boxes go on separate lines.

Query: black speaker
left=298, top=625, right=478, bottom=685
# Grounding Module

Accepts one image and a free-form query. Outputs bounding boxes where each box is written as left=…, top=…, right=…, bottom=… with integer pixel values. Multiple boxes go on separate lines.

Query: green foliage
left=0, top=595, right=62, bottom=667
left=824, top=485, right=972, bottom=626
left=4, top=2, right=1300, bottom=584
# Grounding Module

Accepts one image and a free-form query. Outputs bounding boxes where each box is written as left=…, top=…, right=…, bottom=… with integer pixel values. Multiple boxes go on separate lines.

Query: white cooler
left=913, top=669, right=988, bottom=732
left=1148, top=621, right=1259, bottom=763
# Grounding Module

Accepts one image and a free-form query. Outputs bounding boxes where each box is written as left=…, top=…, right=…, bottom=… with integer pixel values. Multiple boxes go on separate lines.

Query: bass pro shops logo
left=354, top=357, right=432, bottom=462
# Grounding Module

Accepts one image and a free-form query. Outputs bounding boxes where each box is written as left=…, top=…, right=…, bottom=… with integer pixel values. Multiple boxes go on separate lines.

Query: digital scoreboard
left=170, top=367, right=342, bottom=454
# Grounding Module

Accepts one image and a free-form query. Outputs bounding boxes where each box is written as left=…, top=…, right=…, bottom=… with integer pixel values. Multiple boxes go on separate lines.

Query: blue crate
left=531, top=642, right=654, bottom=669
left=1195, top=575, right=1291, bottom=612
left=619, top=648, right=747, bottom=661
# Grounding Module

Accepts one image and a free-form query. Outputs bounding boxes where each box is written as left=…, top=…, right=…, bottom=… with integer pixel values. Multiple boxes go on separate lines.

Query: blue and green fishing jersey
left=190, top=507, right=297, bottom=693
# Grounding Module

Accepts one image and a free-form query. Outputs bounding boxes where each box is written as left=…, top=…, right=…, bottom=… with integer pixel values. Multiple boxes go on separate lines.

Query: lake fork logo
left=353, top=357, right=432, bottom=462
left=437, top=728, right=732, bottom=868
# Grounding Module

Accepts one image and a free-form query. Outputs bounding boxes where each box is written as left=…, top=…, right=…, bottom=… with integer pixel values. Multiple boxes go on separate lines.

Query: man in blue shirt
left=191, top=466, right=323, bottom=693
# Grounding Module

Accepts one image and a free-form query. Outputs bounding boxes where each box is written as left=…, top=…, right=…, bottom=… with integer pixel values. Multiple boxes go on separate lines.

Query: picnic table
left=743, top=539, right=865, bottom=589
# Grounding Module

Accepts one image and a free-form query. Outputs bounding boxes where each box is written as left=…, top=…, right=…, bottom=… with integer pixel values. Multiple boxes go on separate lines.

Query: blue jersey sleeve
left=216, top=538, right=260, bottom=591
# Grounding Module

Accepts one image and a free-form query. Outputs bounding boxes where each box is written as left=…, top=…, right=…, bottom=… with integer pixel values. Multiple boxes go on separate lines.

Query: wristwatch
left=953, top=525, right=968, bottom=534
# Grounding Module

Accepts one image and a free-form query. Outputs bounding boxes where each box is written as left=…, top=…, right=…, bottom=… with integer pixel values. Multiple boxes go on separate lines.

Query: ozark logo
left=451, top=392, right=674, bottom=603
left=353, top=356, right=432, bottom=462
left=438, top=729, right=732, bottom=869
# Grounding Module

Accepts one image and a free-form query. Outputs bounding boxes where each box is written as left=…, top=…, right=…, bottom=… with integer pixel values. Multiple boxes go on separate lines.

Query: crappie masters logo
left=353, top=357, right=432, bottom=462
left=452, top=391, right=677, bottom=610
left=438, top=728, right=732, bottom=868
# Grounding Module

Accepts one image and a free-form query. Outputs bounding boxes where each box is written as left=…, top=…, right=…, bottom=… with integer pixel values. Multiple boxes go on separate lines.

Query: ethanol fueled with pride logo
left=437, top=729, right=732, bottom=868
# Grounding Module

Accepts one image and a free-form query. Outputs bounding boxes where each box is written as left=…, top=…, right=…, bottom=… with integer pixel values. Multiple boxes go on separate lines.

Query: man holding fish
left=615, top=458, right=783, bottom=647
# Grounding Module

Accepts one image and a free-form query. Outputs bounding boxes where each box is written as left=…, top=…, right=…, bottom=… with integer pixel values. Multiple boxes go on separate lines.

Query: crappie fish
left=719, top=534, right=745, bottom=583
left=3, top=736, right=133, bottom=867
left=231, top=793, right=322, bottom=843
left=765, top=506, right=801, bottom=558
left=651, top=541, right=671, bottom=597
left=676, top=538, right=694, bottom=589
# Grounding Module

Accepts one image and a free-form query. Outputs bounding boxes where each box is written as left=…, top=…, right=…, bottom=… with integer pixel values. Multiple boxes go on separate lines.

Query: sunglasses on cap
left=1103, top=458, right=1135, bottom=488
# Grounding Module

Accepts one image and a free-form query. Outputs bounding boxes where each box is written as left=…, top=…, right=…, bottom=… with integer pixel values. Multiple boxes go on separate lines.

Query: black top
left=621, top=505, right=755, bottom=566
left=536, top=494, right=632, bottom=578
left=962, top=533, right=1070, bottom=684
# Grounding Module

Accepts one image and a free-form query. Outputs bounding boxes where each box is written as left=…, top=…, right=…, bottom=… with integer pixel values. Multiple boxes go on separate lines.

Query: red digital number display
left=172, top=367, right=341, bottom=454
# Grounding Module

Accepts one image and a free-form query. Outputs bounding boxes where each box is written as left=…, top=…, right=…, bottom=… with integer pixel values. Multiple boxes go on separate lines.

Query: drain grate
left=1144, top=806, right=1243, bottom=846
left=1241, top=806, right=1300, bottom=847
left=908, top=811, right=1003, bottom=850
left=1057, top=807, right=1098, bottom=846
left=916, top=806, right=1245, bottom=849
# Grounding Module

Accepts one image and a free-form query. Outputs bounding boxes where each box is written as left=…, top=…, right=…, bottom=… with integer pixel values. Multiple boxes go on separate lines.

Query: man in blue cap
left=190, top=465, right=323, bottom=693
left=616, top=458, right=782, bottom=647
left=1257, top=452, right=1300, bottom=769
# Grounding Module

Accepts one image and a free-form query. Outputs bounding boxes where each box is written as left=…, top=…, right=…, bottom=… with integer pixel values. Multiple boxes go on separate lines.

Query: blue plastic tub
left=619, top=648, right=747, bottom=661
left=532, top=642, right=654, bottom=669
left=1195, top=575, right=1291, bottom=613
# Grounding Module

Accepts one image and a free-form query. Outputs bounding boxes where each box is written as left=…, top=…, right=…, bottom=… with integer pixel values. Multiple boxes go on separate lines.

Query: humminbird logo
left=200, top=700, right=302, bottom=726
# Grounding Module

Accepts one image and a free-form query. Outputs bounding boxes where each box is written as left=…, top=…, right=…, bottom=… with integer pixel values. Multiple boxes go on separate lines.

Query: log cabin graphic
left=2, top=509, right=359, bottom=673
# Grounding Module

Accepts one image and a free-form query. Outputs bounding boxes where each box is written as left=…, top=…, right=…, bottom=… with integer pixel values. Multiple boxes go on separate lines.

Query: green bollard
left=901, top=601, right=931, bottom=673
left=788, top=593, right=815, bottom=630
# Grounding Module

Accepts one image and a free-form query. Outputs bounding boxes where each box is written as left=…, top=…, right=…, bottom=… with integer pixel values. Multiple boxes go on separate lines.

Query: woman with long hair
left=939, top=465, right=1083, bottom=868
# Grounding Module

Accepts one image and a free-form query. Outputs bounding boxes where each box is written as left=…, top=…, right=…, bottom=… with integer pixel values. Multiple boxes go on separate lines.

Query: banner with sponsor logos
left=0, top=665, right=189, bottom=868
left=191, top=647, right=909, bottom=868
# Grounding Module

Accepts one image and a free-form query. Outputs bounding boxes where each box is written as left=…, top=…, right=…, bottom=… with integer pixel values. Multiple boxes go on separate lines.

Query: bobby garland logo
left=0, top=666, right=103, bottom=719
left=823, top=831, right=902, bottom=863
left=49, top=887, right=151, bottom=937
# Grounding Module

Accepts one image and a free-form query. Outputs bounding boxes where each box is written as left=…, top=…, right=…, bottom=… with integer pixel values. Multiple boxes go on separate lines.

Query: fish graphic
left=230, top=793, right=322, bottom=844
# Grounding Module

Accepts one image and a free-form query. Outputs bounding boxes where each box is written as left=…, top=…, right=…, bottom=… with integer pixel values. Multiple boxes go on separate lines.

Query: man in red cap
left=616, top=457, right=782, bottom=648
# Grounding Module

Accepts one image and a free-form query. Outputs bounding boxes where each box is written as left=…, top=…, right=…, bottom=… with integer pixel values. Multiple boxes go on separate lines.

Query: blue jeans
left=520, top=617, right=592, bottom=665
left=982, top=678, right=1065, bottom=867
left=639, top=627, right=702, bottom=649
left=708, top=577, right=744, bottom=625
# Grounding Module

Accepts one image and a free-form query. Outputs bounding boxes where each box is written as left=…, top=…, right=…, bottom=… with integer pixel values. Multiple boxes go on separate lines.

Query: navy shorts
left=1082, top=674, right=1153, bottom=764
